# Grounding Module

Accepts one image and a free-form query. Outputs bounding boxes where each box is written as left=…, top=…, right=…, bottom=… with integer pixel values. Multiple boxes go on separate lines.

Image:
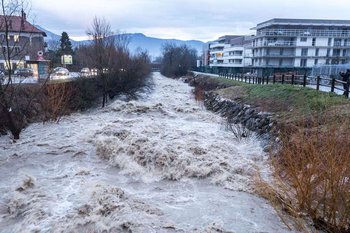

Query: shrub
left=275, top=116, right=350, bottom=232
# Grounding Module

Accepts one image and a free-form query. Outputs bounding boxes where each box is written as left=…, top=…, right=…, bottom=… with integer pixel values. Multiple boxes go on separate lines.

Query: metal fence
left=192, top=68, right=350, bottom=98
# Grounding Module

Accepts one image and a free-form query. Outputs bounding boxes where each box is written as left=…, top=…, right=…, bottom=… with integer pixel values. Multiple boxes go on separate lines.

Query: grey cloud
left=31, top=0, right=350, bottom=41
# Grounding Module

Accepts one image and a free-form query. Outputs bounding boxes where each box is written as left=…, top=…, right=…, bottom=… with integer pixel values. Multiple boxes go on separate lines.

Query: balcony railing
left=253, top=41, right=297, bottom=47
left=254, top=53, right=296, bottom=58
left=210, top=43, right=226, bottom=49
left=256, top=29, right=350, bottom=38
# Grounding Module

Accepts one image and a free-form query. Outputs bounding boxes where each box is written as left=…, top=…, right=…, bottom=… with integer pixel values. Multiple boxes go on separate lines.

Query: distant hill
left=38, top=26, right=205, bottom=59
left=36, top=25, right=61, bottom=42
left=122, top=33, right=204, bottom=59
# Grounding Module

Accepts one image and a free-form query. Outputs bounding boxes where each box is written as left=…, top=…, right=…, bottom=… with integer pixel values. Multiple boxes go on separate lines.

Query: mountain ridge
left=37, top=26, right=205, bottom=58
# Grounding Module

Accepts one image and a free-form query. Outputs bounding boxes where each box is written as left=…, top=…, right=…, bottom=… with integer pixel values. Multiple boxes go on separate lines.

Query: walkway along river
left=0, top=72, right=297, bottom=232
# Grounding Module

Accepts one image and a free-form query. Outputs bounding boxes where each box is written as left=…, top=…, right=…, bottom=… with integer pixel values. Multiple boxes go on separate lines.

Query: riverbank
left=186, top=71, right=350, bottom=232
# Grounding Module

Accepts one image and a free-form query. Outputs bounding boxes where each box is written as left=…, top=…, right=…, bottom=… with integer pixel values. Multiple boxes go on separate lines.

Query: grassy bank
left=189, top=73, right=350, bottom=232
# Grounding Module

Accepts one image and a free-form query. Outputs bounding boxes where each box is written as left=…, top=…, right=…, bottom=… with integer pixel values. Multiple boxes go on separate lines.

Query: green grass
left=213, top=77, right=349, bottom=115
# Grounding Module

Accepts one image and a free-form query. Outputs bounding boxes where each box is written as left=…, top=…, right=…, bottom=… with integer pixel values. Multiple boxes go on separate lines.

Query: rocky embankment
left=204, top=92, right=275, bottom=135
left=185, top=73, right=276, bottom=137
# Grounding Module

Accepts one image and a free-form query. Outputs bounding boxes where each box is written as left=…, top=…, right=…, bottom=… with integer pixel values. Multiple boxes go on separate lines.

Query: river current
left=0, top=72, right=295, bottom=232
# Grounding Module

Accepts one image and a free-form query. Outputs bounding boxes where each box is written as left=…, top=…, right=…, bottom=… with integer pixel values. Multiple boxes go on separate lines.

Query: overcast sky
left=30, top=0, right=350, bottom=42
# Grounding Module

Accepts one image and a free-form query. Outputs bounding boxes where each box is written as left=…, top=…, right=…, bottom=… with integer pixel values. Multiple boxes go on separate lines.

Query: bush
left=275, top=116, right=350, bottom=232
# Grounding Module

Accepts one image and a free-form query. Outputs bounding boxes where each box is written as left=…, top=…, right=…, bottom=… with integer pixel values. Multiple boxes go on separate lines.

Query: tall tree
left=59, top=31, right=73, bottom=55
left=87, top=17, right=115, bottom=107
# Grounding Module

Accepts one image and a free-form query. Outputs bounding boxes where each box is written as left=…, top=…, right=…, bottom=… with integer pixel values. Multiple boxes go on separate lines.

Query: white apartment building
left=252, top=18, right=350, bottom=76
left=209, top=35, right=253, bottom=73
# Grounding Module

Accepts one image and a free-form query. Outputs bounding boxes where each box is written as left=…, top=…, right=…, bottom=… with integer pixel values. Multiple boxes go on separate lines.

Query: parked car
left=14, top=68, right=33, bottom=77
left=91, top=68, right=98, bottom=76
left=52, top=67, right=69, bottom=76
left=80, top=68, right=90, bottom=77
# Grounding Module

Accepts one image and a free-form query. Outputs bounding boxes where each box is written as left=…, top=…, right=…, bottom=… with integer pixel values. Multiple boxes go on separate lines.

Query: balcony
left=256, top=29, right=350, bottom=38
left=253, top=41, right=297, bottom=48
left=224, top=55, right=244, bottom=59
left=254, top=53, right=296, bottom=58
left=210, top=43, right=226, bottom=49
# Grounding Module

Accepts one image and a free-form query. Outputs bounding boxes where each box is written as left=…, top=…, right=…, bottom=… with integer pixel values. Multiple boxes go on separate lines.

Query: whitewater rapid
left=0, top=72, right=296, bottom=232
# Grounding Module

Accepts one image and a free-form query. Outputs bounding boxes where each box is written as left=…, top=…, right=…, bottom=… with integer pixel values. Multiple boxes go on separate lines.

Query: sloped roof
left=0, top=15, right=46, bottom=36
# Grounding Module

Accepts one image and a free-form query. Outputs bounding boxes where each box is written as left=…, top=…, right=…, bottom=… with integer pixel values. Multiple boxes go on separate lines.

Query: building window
left=312, top=38, right=316, bottom=46
left=14, top=46, right=20, bottom=54
left=300, top=59, right=307, bottom=67
left=279, top=59, right=283, bottom=66
left=280, top=48, right=284, bottom=55
left=344, top=39, right=348, bottom=47
left=328, top=38, right=332, bottom=46
left=326, top=49, right=331, bottom=57
left=301, top=48, right=308, bottom=56
left=314, top=59, right=318, bottom=65
left=14, top=34, right=19, bottom=42
left=343, top=49, right=347, bottom=56
left=333, top=49, right=341, bottom=56
left=334, top=38, right=342, bottom=47
left=300, top=37, right=307, bottom=42
left=315, top=48, right=319, bottom=56
left=326, top=59, right=330, bottom=64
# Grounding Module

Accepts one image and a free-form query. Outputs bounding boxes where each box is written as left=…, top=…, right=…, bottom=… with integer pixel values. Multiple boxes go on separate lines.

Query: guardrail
left=192, top=68, right=350, bottom=98
left=217, top=73, right=350, bottom=98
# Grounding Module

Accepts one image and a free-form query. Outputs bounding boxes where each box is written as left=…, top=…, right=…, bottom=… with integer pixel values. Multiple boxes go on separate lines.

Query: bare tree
left=160, top=43, right=197, bottom=77
left=87, top=17, right=115, bottom=107
left=0, top=0, right=47, bottom=139
left=74, top=17, right=151, bottom=106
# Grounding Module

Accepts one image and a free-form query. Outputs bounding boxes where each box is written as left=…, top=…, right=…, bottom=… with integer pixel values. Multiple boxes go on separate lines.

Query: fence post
left=346, top=78, right=350, bottom=98
left=291, top=74, right=295, bottom=85
left=303, top=74, right=307, bottom=87
left=266, top=76, right=269, bottom=84
left=262, top=76, right=265, bottom=84
left=249, top=76, right=251, bottom=84
left=316, top=76, right=320, bottom=91
left=331, top=77, right=335, bottom=93
left=282, top=75, right=285, bottom=84
left=245, top=76, right=247, bottom=83
left=273, top=75, right=276, bottom=84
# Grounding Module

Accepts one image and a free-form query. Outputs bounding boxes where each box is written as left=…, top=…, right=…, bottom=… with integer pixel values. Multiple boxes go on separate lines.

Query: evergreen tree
left=59, top=32, right=73, bottom=55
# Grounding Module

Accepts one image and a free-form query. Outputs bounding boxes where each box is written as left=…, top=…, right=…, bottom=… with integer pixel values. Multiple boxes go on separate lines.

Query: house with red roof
left=0, top=10, right=47, bottom=77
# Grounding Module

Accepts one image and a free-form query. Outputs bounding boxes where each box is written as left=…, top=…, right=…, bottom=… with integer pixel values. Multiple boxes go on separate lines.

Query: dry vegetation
left=44, top=83, right=73, bottom=122
left=274, top=116, right=350, bottom=232
left=188, top=73, right=350, bottom=232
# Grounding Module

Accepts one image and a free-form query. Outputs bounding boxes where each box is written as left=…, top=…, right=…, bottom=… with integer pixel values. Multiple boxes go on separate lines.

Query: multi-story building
left=252, top=18, right=350, bottom=76
left=0, top=10, right=47, bottom=72
left=209, top=35, right=253, bottom=73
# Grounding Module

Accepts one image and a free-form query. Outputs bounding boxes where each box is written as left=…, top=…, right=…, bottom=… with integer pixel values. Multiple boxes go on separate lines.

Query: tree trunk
left=6, top=110, right=21, bottom=139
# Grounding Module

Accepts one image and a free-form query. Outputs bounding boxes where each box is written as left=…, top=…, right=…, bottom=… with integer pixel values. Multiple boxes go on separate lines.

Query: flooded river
left=0, top=72, right=295, bottom=232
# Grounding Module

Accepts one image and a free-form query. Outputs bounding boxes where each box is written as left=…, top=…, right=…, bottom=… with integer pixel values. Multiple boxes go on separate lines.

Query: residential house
left=0, top=10, right=47, bottom=73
